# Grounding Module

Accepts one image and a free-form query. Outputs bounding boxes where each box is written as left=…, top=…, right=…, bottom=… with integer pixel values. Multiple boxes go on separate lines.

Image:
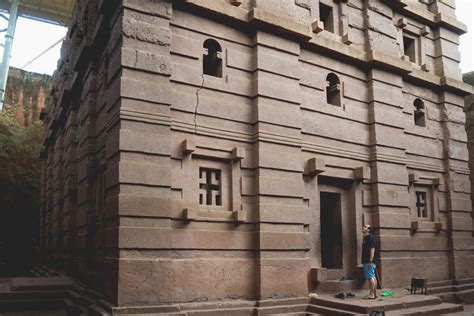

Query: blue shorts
left=363, top=263, right=376, bottom=280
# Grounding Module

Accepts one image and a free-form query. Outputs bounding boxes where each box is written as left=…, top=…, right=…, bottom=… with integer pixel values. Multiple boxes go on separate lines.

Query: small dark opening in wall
left=319, top=3, right=334, bottom=33
left=320, top=192, right=343, bottom=269
left=415, top=191, right=427, bottom=218
left=203, top=39, right=222, bottom=77
left=403, top=35, right=416, bottom=63
left=326, top=73, right=341, bottom=106
left=414, top=98, right=426, bottom=127
left=199, top=168, right=222, bottom=206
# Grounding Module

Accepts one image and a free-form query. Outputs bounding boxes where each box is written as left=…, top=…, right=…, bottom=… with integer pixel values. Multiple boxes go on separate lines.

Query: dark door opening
left=320, top=192, right=343, bottom=269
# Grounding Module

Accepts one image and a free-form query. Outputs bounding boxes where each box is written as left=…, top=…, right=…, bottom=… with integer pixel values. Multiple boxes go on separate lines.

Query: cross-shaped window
left=199, top=168, right=222, bottom=206
left=416, top=191, right=427, bottom=218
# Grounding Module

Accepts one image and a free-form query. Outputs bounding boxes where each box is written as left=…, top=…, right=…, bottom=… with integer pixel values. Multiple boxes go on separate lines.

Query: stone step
left=385, top=302, right=463, bottom=315
left=67, top=290, right=97, bottom=306
left=455, top=278, right=474, bottom=285
left=0, top=298, right=65, bottom=312
left=437, top=292, right=456, bottom=303
left=456, top=283, right=474, bottom=292
left=307, top=303, right=363, bottom=316
left=9, top=277, right=74, bottom=291
left=0, top=290, right=68, bottom=300
left=427, top=284, right=456, bottom=295
left=270, top=313, right=324, bottom=316
left=64, top=298, right=89, bottom=316
left=0, top=279, right=11, bottom=292
left=312, top=268, right=345, bottom=282
left=311, top=295, right=442, bottom=314
left=454, top=288, right=474, bottom=304
left=317, top=279, right=361, bottom=293
left=255, top=304, right=308, bottom=315
left=88, top=303, right=112, bottom=316
left=185, top=306, right=254, bottom=315
left=427, top=280, right=455, bottom=287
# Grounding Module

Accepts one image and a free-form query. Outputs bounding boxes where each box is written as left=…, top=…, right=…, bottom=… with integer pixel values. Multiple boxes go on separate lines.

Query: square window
left=415, top=191, right=427, bottom=218
left=411, top=185, right=434, bottom=221
left=403, top=35, right=416, bottom=63
left=199, top=168, right=222, bottom=206
left=319, top=3, right=334, bottom=33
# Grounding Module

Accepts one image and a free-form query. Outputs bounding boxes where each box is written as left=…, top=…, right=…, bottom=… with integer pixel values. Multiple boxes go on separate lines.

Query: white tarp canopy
left=0, top=0, right=74, bottom=26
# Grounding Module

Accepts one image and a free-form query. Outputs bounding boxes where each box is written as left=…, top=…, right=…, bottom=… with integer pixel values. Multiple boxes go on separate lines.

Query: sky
left=1, top=1, right=473, bottom=75
left=456, top=0, right=474, bottom=74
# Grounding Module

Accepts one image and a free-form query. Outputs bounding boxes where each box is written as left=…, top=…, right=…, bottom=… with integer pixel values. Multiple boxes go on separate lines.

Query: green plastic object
left=381, top=291, right=393, bottom=297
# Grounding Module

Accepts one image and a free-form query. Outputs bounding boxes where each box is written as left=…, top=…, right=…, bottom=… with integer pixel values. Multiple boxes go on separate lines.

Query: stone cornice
left=382, top=0, right=467, bottom=35
left=247, top=8, right=312, bottom=40
left=180, top=1, right=470, bottom=96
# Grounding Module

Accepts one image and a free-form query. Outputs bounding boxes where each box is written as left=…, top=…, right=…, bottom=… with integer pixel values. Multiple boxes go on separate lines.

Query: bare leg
left=369, top=277, right=377, bottom=297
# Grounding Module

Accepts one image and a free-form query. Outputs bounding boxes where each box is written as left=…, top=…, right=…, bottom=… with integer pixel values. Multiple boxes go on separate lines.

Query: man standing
left=362, top=224, right=377, bottom=299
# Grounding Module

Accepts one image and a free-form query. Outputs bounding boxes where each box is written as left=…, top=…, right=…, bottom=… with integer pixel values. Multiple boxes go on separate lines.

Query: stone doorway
left=311, top=177, right=358, bottom=289
left=320, top=192, right=343, bottom=269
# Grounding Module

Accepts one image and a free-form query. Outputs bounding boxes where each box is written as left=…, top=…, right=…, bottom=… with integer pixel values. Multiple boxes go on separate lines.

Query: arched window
left=326, top=73, right=341, bottom=106
left=414, top=98, right=426, bottom=127
left=203, top=39, right=222, bottom=77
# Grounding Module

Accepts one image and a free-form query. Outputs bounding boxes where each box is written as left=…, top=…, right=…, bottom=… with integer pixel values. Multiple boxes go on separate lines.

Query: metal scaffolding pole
left=0, top=0, right=19, bottom=111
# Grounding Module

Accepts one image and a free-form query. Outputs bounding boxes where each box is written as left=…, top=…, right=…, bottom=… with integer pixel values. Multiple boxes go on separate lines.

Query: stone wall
left=4, top=67, right=50, bottom=126
left=41, top=0, right=474, bottom=311
left=465, top=71, right=474, bottom=237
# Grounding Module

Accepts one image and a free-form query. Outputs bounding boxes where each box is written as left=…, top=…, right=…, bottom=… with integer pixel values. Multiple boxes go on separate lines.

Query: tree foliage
left=0, top=109, right=42, bottom=276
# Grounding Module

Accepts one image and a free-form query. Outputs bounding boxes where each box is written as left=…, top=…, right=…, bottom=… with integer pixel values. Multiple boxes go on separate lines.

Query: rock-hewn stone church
left=40, top=0, right=474, bottom=313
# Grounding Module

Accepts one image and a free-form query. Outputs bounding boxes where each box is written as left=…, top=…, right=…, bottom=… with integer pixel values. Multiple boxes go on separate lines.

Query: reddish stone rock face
left=4, top=67, right=50, bottom=127
left=39, top=0, right=474, bottom=313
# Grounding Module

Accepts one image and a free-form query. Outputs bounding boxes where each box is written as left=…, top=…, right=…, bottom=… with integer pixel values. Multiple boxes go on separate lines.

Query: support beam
left=0, top=0, right=19, bottom=110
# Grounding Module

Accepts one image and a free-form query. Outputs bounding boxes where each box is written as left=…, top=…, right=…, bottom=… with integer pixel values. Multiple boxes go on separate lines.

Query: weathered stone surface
left=39, top=0, right=474, bottom=313
left=4, top=67, right=50, bottom=126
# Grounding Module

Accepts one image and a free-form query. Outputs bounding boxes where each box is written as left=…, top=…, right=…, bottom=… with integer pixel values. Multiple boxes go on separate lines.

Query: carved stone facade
left=4, top=67, right=50, bottom=126
left=40, top=0, right=474, bottom=312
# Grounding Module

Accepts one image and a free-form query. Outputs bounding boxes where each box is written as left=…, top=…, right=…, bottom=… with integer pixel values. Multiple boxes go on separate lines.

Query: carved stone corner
left=308, top=158, right=325, bottom=176
left=420, top=25, right=430, bottom=36
left=342, top=33, right=352, bottom=45
left=182, top=139, right=195, bottom=155
left=396, top=17, right=407, bottom=28
left=232, top=147, right=245, bottom=161
left=183, top=208, right=198, bottom=221
left=409, top=173, right=419, bottom=184
left=354, top=166, right=370, bottom=181
left=232, top=210, right=246, bottom=223
left=311, top=20, right=324, bottom=33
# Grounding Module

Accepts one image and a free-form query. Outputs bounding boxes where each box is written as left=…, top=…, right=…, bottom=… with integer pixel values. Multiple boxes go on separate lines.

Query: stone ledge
left=183, top=208, right=246, bottom=224
left=178, top=1, right=468, bottom=97
left=383, top=0, right=467, bottom=35
left=248, top=8, right=312, bottom=40
left=411, top=220, right=444, bottom=233
left=183, top=0, right=248, bottom=22
left=367, top=50, right=412, bottom=74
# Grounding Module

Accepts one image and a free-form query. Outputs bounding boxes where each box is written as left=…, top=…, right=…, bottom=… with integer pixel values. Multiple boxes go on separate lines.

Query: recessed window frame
left=413, top=98, right=426, bottom=127
left=199, top=167, right=222, bottom=206
left=410, top=182, right=437, bottom=222
left=326, top=73, right=342, bottom=107
left=319, top=2, right=334, bottom=33
left=402, top=32, right=419, bottom=64
left=203, top=39, right=223, bottom=78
